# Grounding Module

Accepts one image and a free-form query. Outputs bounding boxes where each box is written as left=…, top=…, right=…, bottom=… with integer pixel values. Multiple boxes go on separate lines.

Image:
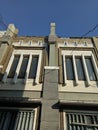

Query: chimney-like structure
left=50, top=23, right=56, bottom=35
left=48, top=23, right=57, bottom=66
left=48, top=23, right=57, bottom=42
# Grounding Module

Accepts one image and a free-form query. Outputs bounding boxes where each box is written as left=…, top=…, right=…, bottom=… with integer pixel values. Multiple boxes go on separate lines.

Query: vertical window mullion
left=64, top=113, right=67, bottom=130
left=69, top=114, right=72, bottom=130
left=24, top=54, right=32, bottom=84
left=25, top=112, right=30, bottom=130
left=91, top=54, right=98, bottom=80
left=2, top=55, right=14, bottom=83
left=72, top=54, right=78, bottom=85
left=35, top=54, right=41, bottom=84
left=82, top=55, right=90, bottom=86
left=13, top=54, right=23, bottom=83
left=81, top=115, right=85, bottom=130
left=33, top=109, right=37, bottom=130
left=29, top=112, right=34, bottom=130
left=16, top=112, right=23, bottom=130
left=21, top=112, right=26, bottom=130
left=72, top=114, right=76, bottom=130
left=63, top=55, right=67, bottom=85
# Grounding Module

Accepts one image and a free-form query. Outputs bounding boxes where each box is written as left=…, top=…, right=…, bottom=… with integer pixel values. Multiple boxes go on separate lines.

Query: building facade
left=0, top=23, right=98, bottom=130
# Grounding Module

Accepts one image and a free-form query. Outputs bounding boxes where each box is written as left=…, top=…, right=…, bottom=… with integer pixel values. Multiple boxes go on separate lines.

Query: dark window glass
left=28, top=56, right=38, bottom=79
left=8, top=55, right=20, bottom=78
left=66, top=57, right=75, bottom=80
left=76, top=57, right=85, bottom=80
left=0, top=109, right=34, bottom=130
left=85, top=58, right=96, bottom=81
left=66, top=112, right=98, bottom=130
left=18, top=55, right=29, bottom=79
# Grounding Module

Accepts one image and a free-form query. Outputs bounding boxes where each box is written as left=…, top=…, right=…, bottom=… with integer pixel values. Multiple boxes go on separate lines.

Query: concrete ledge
left=0, top=97, right=42, bottom=103
left=59, top=100, right=98, bottom=106
left=44, top=66, right=59, bottom=70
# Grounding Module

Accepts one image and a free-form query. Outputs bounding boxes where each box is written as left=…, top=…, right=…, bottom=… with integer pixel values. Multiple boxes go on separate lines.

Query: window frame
left=63, top=109, right=98, bottom=130
left=62, top=50, right=98, bottom=86
left=2, top=49, right=42, bottom=84
left=0, top=106, right=37, bottom=130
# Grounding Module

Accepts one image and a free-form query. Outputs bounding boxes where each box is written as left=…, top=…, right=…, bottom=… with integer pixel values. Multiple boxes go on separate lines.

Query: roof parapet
left=6, top=24, right=18, bottom=37
left=0, top=24, right=18, bottom=45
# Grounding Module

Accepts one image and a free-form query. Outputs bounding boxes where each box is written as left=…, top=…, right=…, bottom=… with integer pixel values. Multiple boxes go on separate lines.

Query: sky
left=0, top=0, right=98, bottom=37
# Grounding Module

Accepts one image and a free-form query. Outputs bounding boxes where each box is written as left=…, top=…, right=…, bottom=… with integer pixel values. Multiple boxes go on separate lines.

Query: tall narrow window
left=28, top=56, right=38, bottom=79
left=85, top=57, right=96, bottom=81
left=76, top=57, right=85, bottom=80
left=18, top=55, right=29, bottom=79
left=66, top=57, right=74, bottom=80
left=8, top=55, right=20, bottom=78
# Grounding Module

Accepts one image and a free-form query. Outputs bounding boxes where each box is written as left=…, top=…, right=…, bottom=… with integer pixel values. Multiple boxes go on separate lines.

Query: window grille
left=0, top=110, right=35, bottom=130
left=64, top=111, right=98, bottom=130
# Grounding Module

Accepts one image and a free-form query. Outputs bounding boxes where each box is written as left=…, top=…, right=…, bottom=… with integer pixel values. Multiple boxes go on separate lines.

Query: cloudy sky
left=0, top=0, right=98, bottom=37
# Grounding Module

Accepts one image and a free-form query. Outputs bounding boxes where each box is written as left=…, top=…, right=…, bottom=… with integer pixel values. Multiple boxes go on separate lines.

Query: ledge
left=0, top=97, right=42, bottom=104
left=44, top=66, right=59, bottom=70
left=59, top=99, right=98, bottom=106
